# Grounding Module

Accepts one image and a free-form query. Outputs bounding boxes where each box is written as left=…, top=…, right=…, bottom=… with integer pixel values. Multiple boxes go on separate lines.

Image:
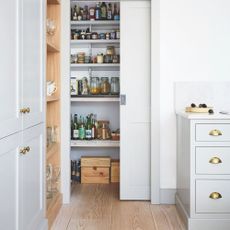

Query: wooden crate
left=81, top=156, right=111, bottom=184
left=111, top=160, right=120, bottom=183
left=81, top=156, right=111, bottom=167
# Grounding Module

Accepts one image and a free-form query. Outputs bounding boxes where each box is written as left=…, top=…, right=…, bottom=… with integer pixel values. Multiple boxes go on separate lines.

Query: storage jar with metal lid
left=100, top=77, right=111, bottom=95
left=90, top=77, right=101, bottom=95
left=111, top=77, right=119, bottom=95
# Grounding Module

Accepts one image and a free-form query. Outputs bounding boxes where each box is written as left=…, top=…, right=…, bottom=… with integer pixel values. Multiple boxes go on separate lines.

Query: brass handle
left=20, top=147, right=27, bottom=155
left=99, top=172, right=104, bottom=176
left=209, top=157, right=222, bottom=164
left=20, top=146, right=30, bottom=155
left=209, top=129, right=222, bottom=136
left=20, top=107, right=30, bottom=114
left=209, top=192, right=222, bottom=200
left=93, top=167, right=97, bottom=170
left=25, top=146, right=31, bottom=152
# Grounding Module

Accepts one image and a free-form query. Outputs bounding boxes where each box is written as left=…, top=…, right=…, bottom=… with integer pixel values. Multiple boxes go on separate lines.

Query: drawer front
left=196, top=124, right=230, bottom=142
left=81, top=167, right=109, bottom=177
left=196, top=147, right=230, bottom=174
left=196, top=180, right=230, bottom=213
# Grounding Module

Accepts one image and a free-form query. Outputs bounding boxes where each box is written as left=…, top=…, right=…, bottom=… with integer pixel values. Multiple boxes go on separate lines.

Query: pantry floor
left=51, top=184, right=186, bottom=230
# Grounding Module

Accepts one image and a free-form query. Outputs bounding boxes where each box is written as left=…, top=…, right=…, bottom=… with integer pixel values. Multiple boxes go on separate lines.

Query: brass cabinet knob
left=209, top=129, right=222, bottom=136
left=209, top=192, right=222, bottom=200
left=20, top=107, right=30, bottom=114
left=19, top=146, right=31, bottom=155
left=20, top=147, right=27, bottom=155
left=209, top=157, right=222, bottom=164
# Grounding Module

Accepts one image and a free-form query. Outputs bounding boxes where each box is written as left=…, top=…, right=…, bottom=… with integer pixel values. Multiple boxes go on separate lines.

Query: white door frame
left=60, top=0, right=161, bottom=204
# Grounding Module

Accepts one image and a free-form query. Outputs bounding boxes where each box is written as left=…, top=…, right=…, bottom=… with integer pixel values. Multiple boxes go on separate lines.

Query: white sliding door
left=120, top=0, right=151, bottom=200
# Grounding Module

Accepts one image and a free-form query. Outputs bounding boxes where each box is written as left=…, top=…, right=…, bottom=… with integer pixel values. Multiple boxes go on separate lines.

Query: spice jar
left=111, top=77, right=119, bottom=95
left=101, top=77, right=111, bottom=95
left=106, top=46, right=115, bottom=55
left=97, top=54, right=104, bottom=64
left=91, top=32, right=98, bottom=40
left=90, top=77, right=101, bottom=95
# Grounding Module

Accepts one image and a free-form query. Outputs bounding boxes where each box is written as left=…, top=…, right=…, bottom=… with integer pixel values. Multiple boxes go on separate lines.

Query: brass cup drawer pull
left=20, top=107, right=30, bottom=114
left=209, top=129, right=222, bottom=136
left=209, top=192, right=222, bottom=200
left=209, top=157, right=222, bottom=164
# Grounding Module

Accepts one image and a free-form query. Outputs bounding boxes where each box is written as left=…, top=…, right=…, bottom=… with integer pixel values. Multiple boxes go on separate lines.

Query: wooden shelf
left=47, top=0, right=60, bottom=4
left=71, top=40, right=120, bottom=44
left=71, top=140, right=120, bottom=148
left=47, top=42, right=60, bottom=53
left=71, top=96, right=119, bottom=102
left=71, top=20, right=120, bottom=26
left=47, top=95, right=60, bottom=103
left=47, top=143, right=59, bottom=160
left=71, top=63, right=120, bottom=68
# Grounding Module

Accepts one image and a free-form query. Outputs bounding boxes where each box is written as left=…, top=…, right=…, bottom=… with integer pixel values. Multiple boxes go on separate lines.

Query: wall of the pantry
left=159, top=0, right=230, bottom=189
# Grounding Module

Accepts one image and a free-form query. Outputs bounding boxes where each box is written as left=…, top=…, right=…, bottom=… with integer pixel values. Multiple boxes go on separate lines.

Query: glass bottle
left=113, top=3, right=119, bottom=21
left=78, top=116, right=86, bottom=140
left=85, top=116, right=92, bottom=140
left=72, top=6, right=78, bottom=21
left=91, top=118, right=96, bottom=139
left=73, top=114, right=79, bottom=140
left=110, top=77, right=120, bottom=95
left=100, top=2, right=107, bottom=20
left=101, top=77, right=111, bottom=95
left=95, top=3, right=101, bottom=20
left=107, top=3, right=113, bottom=20
left=89, top=7, right=95, bottom=20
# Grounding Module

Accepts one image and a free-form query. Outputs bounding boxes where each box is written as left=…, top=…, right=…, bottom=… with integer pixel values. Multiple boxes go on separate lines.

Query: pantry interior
left=46, top=0, right=151, bottom=227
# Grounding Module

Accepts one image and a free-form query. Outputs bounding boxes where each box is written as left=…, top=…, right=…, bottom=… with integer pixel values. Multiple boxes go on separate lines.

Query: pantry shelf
left=71, top=63, right=120, bottom=68
left=71, top=140, right=120, bottom=148
left=71, top=20, right=120, bottom=26
left=71, top=96, right=120, bottom=102
left=71, top=40, right=120, bottom=44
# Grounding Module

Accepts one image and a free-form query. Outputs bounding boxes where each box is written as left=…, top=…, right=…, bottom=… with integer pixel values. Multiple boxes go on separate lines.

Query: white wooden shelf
left=71, top=97, right=119, bottom=102
left=71, top=40, right=120, bottom=44
left=71, top=140, right=120, bottom=148
left=71, top=63, right=120, bottom=68
left=71, top=20, right=120, bottom=26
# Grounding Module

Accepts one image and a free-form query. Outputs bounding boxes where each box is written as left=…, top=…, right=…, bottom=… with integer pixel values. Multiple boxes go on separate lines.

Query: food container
left=77, top=52, right=85, bottom=63
left=100, top=77, right=111, bottom=95
left=99, top=33, right=105, bottom=39
left=84, top=56, right=91, bottom=63
left=103, top=54, right=112, bottom=63
left=90, top=77, right=101, bottom=95
left=106, top=33, right=110, bottom=40
left=110, top=77, right=119, bottom=95
left=106, top=46, right=115, bottom=55
left=110, top=32, right=116, bottom=40
left=71, top=54, right=78, bottom=64
left=97, top=54, right=104, bottom=64
left=112, top=55, right=119, bottom=63
left=86, top=33, right=92, bottom=40
left=92, top=32, right=98, bottom=40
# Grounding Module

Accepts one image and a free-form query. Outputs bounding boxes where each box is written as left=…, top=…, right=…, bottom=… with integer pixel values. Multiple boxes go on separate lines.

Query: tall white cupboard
left=0, top=0, right=46, bottom=230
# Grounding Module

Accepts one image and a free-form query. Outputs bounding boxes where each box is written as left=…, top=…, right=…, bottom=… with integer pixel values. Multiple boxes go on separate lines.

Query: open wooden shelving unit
left=46, top=0, right=62, bottom=228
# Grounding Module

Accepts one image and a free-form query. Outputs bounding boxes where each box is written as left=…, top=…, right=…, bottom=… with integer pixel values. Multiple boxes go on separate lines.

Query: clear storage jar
left=90, top=77, right=101, bottom=95
left=111, top=77, right=119, bottom=95
left=101, top=77, right=111, bottom=95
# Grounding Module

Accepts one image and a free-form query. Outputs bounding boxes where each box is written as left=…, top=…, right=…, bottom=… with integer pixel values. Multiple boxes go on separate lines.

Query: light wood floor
left=51, top=184, right=186, bottom=230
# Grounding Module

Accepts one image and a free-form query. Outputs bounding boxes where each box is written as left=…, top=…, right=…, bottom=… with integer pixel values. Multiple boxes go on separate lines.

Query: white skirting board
left=160, top=189, right=176, bottom=204
left=176, top=194, right=230, bottom=230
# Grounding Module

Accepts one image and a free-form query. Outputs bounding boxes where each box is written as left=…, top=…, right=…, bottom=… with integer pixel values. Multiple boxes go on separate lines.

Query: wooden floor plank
left=51, top=184, right=185, bottom=230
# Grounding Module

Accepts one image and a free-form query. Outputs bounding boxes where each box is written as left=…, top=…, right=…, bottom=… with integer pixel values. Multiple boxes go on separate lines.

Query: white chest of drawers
left=176, top=112, right=230, bottom=230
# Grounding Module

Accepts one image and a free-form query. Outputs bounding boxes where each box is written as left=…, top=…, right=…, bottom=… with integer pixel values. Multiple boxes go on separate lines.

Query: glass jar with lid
left=100, top=77, right=111, bottom=95
left=90, top=77, right=101, bottom=95
left=111, top=77, right=119, bottom=95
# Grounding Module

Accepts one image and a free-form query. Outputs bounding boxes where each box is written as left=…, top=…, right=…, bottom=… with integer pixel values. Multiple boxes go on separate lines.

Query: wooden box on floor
left=111, top=160, right=120, bottom=183
left=81, top=156, right=111, bottom=184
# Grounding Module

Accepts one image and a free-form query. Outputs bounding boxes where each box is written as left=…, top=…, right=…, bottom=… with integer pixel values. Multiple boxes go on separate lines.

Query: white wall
left=159, top=0, right=230, bottom=189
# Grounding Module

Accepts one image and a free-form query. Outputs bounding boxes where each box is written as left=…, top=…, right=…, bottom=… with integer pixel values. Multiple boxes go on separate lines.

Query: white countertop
left=176, top=111, right=230, bottom=120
